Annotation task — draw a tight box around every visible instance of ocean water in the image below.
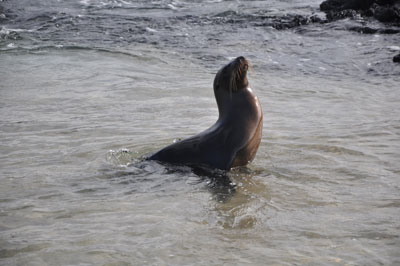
[1,0,400,265]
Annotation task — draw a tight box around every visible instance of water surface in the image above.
[1,0,400,265]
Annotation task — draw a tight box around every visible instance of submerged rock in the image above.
[272,14,321,30]
[348,26,400,34]
[394,53,400,63]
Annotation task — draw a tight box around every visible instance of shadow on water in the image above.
[103,148,268,204]
[102,148,273,229]
[149,162,244,203]
[189,166,236,203]
[209,166,272,229]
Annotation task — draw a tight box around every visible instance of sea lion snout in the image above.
[236,56,248,68]
[235,56,249,74]
[234,56,249,86]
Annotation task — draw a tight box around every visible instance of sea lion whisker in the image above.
[247,62,253,76]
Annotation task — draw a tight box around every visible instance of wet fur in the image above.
[148,57,262,170]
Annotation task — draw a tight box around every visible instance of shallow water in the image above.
[1,0,400,265]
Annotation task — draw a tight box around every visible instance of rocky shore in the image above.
[267,0,400,34]
[320,0,400,24]
[319,0,400,63]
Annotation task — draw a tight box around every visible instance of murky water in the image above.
[1,0,400,265]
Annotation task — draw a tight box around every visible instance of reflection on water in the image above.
[212,167,271,230]
[106,148,271,231]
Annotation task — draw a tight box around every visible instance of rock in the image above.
[320,0,400,24]
[376,0,398,5]
[348,26,400,34]
[394,53,400,63]
[272,14,320,30]
[344,0,375,10]
[320,0,346,11]
[325,9,359,20]
[320,0,374,12]
[348,26,379,34]
[372,5,400,22]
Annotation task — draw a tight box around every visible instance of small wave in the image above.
[25,12,59,22]
[79,0,169,10]
[167,4,178,10]
[0,44,150,59]
[295,143,367,156]
[106,148,138,167]
[0,27,24,41]
[146,27,157,33]
[388,46,400,51]
[0,27,35,33]
[0,244,51,259]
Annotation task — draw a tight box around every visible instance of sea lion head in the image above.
[213,56,249,94]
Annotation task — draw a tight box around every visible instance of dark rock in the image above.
[320,0,346,11]
[348,26,379,34]
[342,0,375,10]
[272,14,316,30]
[320,0,400,25]
[394,53,400,63]
[372,5,400,22]
[325,9,359,20]
[378,28,400,34]
[348,26,400,34]
[376,0,398,5]
[320,0,375,12]
[310,14,324,23]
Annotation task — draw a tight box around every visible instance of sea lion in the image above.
[148,56,263,170]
